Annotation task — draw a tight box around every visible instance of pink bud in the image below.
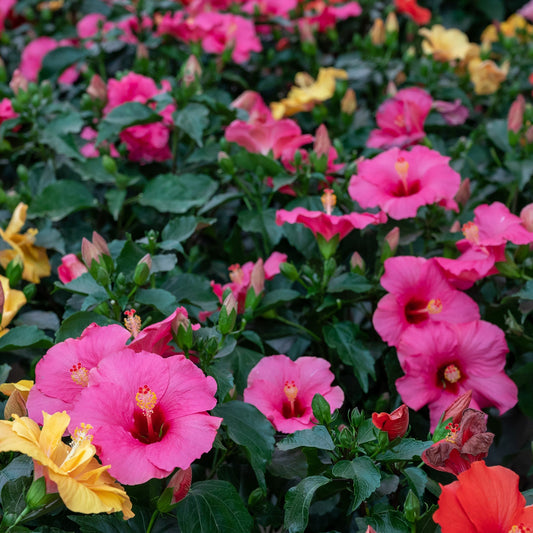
[183,55,202,87]
[91,231,110,257]
[87,74,107,103]
[455,178,470,207]
[365,527,378,533]
[171,309,191,335]
[442,390,472,425]
[507,94,525,133]
[222,291,238,316]
[450,220,462,233]
[521,203,533,232]
[136,43,149,60]
[386,81,397,97]
[350,252,365,272]
[167,467,192,504]
[58,254,88,283]
[314,124,332,157]
[81,238,102,267]
[385,227,399,255]
[298,19,316,44]
[250,258,265,295]
[138,253,152,269]
[527,125,533,144]
[9,69,28,95]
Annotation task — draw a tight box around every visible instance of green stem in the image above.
[272,313,322,342]
[146,509,160,533]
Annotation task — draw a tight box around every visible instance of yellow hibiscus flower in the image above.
[0,411,134,519]
[271,67,348,119]
[481,14,533,46]
[0,274,27,337]
[468,58,509,95]
[419,25,472,62]
[0,203,51,284]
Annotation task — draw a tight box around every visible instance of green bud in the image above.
[16,165,29,182]
[133,262,150,286]
[31,94,41,108]
[176,322,194,350]
[94,264,110,287]
[244,285,260,311]
[218,293,237,335]
[115,272,127,292]
[156,487,175,513]
[247,487,265,508]
[218,155,234,174]
[312,393,331,425]
[350,408,364,428]
[6,257,23,287]
[23,284,36,302]
[338,426,353,449]
[323,257,337,280]
[26,476,50,510]
[404,490,420,523]
[279,261,299,281]
[102,155,117,175]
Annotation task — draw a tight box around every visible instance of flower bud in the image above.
[455,178,470,207]
[58,254,88,284]
[219,292,237,335]
[350,252,365,273]
[372,404,409,440]
[167,467,192,504]
[91,231,110,257]
[442,390,472,425]
[370,18,385,46]
[182,55,202,87]
[384,227,400,255]
[404,490,420,523]
[87,74,107,103]
[385,12,399,34]
[9,69,29,95]
[298,19,316,44]
[134,254,152,286]
[341,88,357,115]
[4,389,28,419]
[314,124,332,157]
[250,259,265,296]
[280,262,299,281]
[521,203,533,232]
[386,81,397,97]
[507,94,525,133]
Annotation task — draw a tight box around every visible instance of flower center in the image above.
[404,298,442,324]
[69,363,90,387]
[282,380,305,419]
[124,309,142,338]
[229,264,244,285]
[444,364,462,384]
[392,157,420,197]
[61,423,93,466]
[509,525,532,533]
[462,221,480,245]
[321,188,337,216]
[445,422,460,443]
[133,385,166,444]
[394,114,405,128]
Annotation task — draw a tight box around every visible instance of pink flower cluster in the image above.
[27,310,220,485]
[373,255,518,429]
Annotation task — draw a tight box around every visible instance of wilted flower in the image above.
[433,461,533,532]
[0,379,33,418]
[0,411,133,518]
[0,203,51,283]
[244,354,344,433]
[432,99,469,126]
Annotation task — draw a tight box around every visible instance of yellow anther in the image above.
[426,298,443,314]
[321,188,337,216]
[136,385,157,414]
[444,364,461,384]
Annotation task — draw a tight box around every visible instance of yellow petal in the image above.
[5,203,28,237]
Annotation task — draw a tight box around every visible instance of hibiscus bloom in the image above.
[0,275,26,337]
[422,408,494,476]
[433,461,533,532]
[0,411,133,519]
[0,202,51,284]
[395,321,517,430]
[349,146,460,219]
[69,350,222,485]
[366,88,432,149]
[26,324,131,425]
[394,0,431,25]
[243,354,344,433]
[372,404,409,440]
[372,256,479,347]
[419,25,471,62]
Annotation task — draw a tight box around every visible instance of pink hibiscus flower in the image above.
[349,146,461,220]
[373,256,480,347]
[26,324,131,424]
[304,1,362,32]
[69,350,222,485]
[19,37,79,84]
[395,321,518,430]
[0,98,18,127]
[243,354,344,433]
[104,72,176,163]
[367,87,432,149]
[276,189,387,242]
[211,252,287,313]
[57,254,88,284]
[128,306,200,357]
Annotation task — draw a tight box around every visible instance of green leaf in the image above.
[1,476,31,514]
[140,173,217,214]
[96,102,162,144]
[39,47,86,82]
[358,510,411,533]
[0,327,52,351]
[160,216,198,250]
[176,480,253,533]
[223,346,264,393]
[164,273,218,309]
[212,401,275,491]
[356,419,378,445]
[332,457,381,511]
[233,150,284,176]
[207,360,234,401]
[55,312,113,343]
[136,289,177,315]
[376,439,433,462]
[0,363,11,383]
[323,322,375,392]
[116,239,145,279]
[327,272,372,294]
[283,476,330,533]
[257,289,300,312]
[486,119,511,152]
[238,208,283,247]
[105,189,127,221]
[55,273,106,296]
[29,181,96,221]
[277,426,335,451]
[403,467,428,499]
[0,456,33,495]
[173,103,209,146]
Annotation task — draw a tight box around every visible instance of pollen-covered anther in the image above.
[394,157,409,180]
[444,364,462,384]
[136,385,157,414]
[69,362,90,387]
[228,264,244,285]
[73,422,94,445]
[394,114,405,128]
[445,422,460,443]
[124,309,142,338]
[509,525,532,533]
[462,221,480,245]
[426,298,443,314]
[321,188,337,216]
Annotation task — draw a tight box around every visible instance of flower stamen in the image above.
[444,364,461,384]
[462,221,480,245]
[136,385,157,440]
[228,264,244,285]
[445,422,460,443]
[321,188,337,216]
[426,298,443,314]
[69,363,90,387]
[394,157,410,194]
[284,380,298,417]
[124,309,142,338]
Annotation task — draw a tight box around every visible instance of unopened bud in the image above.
[87,74,107,103]
[404,490,420,523]
[92,231,110,257]
[9,69,29,95]
[136,43,149,60]
[219,292,237,334]
[167,467,192,504]
[450,220,462,233]
[134,254,152,286]
[508,94,525,133]
[370,18,385,46]
[341,88,357,115]
[298,19,315,44]
[442,390,472,426]
[183,55,202,86]
[314,124,332,157]
[81,238,101,268]
[384,227,400,255]
[455,178,471,207]
[4,389,28,419]
[386,81,397,97]
[350,252,365,273]
[250,259,265,296]
[385,12,399,33]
